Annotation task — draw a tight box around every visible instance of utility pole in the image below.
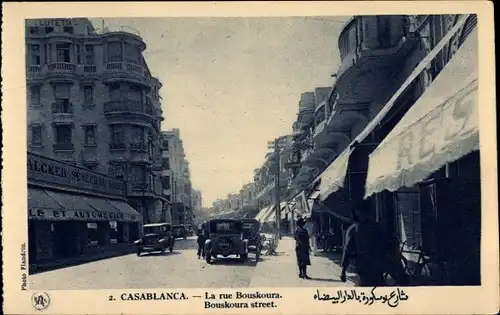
[274,138,282,240]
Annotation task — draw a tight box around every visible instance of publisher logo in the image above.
[32,292,50,311]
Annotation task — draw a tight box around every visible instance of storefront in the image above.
[28,153,142,267]
[364,25,479,285]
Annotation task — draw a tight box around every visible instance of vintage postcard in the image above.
[2,1,499,314]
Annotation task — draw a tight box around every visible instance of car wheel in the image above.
[205,252,211,264]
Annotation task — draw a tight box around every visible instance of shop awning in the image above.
[28,188,64,219]
[365,27,478,198]
[255,205,273,222]
[35,189,137,222]
[262,202,287,222]
[106,200,142,222]
[315,147,354,202]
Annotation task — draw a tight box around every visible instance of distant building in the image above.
[160,129,192,224]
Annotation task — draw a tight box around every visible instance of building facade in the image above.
[280,14,479,286]
[26,18,167,224]
[28,153,142,271]
[160,129,193,224]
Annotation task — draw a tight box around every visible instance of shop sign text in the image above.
[397,80,478,170]
[28,153,124,196]
[29,208,139,222]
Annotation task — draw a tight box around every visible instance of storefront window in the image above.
[110,221,118,244]
[87,222,98,246]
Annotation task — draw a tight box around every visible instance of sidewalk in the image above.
[249,237,355,287]
[29,243,136,274]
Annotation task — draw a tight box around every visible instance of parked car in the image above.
[242,219,262,261]
[135,223,175,256]
[204,219,249,264]
[172,224,187,239]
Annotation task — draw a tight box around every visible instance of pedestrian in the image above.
[340,201,409,286]
[295,217,311,279]
[340,220,358,283]
[196,224,207,259]
[304,217,318,256]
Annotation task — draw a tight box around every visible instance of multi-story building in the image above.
[191,189,203,213]
[239,183,256,207]
[26,18,167,225]
[282,14,479,285]
[160,129,192,224]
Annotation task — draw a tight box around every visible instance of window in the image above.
[108,163,124,178]
[130,166,145,182]
[30,86,41,105]
[162,158,170,170]
[124,43,141,64]
[76,44,81,63]
[54,125,72,144]
[53,99,71,113]
[108,42,122,62]
[56,43,71,63]
[131,126,144,144]
[85,45,95,65]
[83,85,93,104]
[30,44,41,65]
[162,140,169,151]
[28,27,39,35]
[30,125,43,146]
[63,26,74,34]
[45,27,54,34]
[83,125,96,146]
[109,83,122,100]
[111,125,124,144]
[44,44,48,64]
[162,176,171,189]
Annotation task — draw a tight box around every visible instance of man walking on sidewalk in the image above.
[295,217,311,279]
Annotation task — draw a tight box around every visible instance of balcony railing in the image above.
[83,65,97,73]
[48,62,76,73]
[104,100,153,116]
[51,102,73,114]
[27,65,41,74]
[130,142,147,151]
[131,182,149,191]
[53,142,74,151]
[109,142,126,150]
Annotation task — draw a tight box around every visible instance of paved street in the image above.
[30,237,354,290]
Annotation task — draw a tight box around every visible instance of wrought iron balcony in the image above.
[109,142,126,150]
[131,182,149,191]
[48,62,76,74]
[129,142,147,151]
[104,99,153,116]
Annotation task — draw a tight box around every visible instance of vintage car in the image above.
[172,224,187,239]
[204,219,249,264]
[242,219,262,260]
[135,223,175,256]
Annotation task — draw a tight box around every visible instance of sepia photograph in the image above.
[2,1,498,315]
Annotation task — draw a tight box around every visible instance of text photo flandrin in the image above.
[25,14,480,290]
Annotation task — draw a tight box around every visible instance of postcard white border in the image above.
[2,1,498,314]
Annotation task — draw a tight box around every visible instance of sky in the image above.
[91,17,347,207]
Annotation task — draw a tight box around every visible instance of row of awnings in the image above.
[28,187,142,222]
[283,17,479,220]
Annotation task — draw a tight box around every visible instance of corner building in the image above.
[26,18,167,224]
